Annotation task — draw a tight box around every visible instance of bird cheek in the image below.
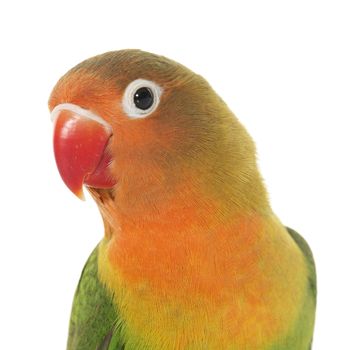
[53,109,116,200]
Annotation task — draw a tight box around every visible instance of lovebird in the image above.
[49,50,316,350]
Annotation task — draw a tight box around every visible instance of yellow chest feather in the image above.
[98,215,308,349]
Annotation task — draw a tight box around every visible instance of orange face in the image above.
[49,52,220,204]
[49,68,166,197]
[49,50,253,215]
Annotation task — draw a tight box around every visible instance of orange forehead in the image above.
[49,71,122,117]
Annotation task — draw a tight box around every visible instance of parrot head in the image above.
[49,50,268,218]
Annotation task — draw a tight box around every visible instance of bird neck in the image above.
[96,176,273,301]
[94,177,309,350]
[94,165,271,239]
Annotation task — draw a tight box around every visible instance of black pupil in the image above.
[133,87,154,110]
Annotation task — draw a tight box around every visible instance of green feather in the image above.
[67,245,124,350]
[267,227,317,350]
[286,227,317,300]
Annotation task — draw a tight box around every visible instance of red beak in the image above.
[52,104,115,200]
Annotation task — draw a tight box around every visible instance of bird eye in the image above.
[122,79,162,119]
[134,87,153,110]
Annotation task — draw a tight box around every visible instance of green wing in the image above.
[67,244,124,350]
[286,227,317,300]
[286,227,317,350]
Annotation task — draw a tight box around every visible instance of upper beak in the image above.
[51,103,115,200]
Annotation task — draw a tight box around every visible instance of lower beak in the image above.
[52,104,115,200]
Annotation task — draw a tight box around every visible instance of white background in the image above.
[0,1,349,349]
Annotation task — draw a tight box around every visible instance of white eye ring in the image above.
[122,79,163,119]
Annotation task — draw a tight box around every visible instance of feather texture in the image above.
[49,50,317,349]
